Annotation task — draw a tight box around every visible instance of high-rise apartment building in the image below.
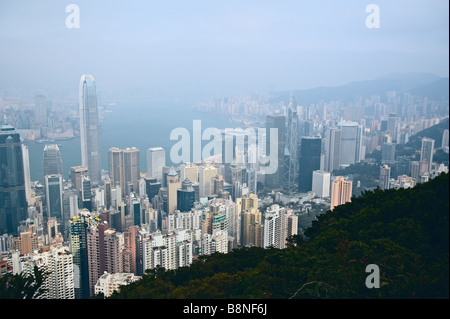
[330,176,353,211]
[33,246,74,299]
[79,74,101,185]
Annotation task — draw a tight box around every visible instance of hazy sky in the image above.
[0,0,448,98]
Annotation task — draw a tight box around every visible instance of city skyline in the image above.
[0,0,448,303]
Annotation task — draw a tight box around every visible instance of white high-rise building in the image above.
[264,204,286,249]
[147,147,166,183]
[33,246,75,299]
[338,122,363,168]
[79,74,101,185]
[312,170,331,198]
[94,272,141,298]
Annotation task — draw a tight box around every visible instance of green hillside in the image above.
[109,173,449,299]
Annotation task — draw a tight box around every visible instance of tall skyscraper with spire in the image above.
[285,92,299,189]
[79,74,101,185]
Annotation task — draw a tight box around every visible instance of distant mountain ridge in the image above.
[272,73,449,105]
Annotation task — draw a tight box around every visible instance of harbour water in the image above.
[24,98,233,183]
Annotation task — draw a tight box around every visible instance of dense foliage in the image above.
[110,173,449,299]
[0,266,48,299]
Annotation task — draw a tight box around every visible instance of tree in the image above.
[0,266,49,299]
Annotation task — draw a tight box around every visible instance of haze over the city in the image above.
[0,0,448,98]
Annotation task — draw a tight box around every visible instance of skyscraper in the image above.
[379,165,391,190]
[312,170,331,198]
[43,144,63,176]
[44,174,64,219]
[35,94,47,127]
[330,176,353,211]
[338,122,363,167]
[108,147,140,197]
[167,168,181,213]
[324,127,341,173]
[177,179,196,212]
[420,138,435,172]
[298,137,322,193]
[70,211,98,299]
[265,114,286,188]
[79,74,101,185]
[286,93,299,189]
[0,122,28,236]
[147,147,165,183]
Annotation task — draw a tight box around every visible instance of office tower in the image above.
[79,74,101,185]
[381,143,396,164]
[180,163,199,183]
[198,165,217,198]
[109,147,140,197]
[81,176,92,211]
[44,174,63,219]
[123,147,140,195]
[177,179,196,212]
[167,168,181,213]
[145,177,161,201]
[108,147,124,190]
[330,176,353,211]
[130,195,142,227]
[338,122,363,167]
[298,137,322,193]
[286,94,299,189]
[0,122,28,236]
[265,114,286,188]
[21,144,32,204]
[35,94,48,127]
[442,129,449,149]
[33,246,75,299]
[43,144,63,176]
[312,170,331,198]
[147,147,165,183]
[379,165,391,190]
[70,211,100,299]
[62,189,78,239]
[70,166,88,192]
[324,127,341,173]
[420,138,435,172]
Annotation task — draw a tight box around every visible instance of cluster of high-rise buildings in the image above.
[0,74,448,298]
[0,75,304,299]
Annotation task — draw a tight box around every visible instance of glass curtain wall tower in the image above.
[79,74,101,185]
